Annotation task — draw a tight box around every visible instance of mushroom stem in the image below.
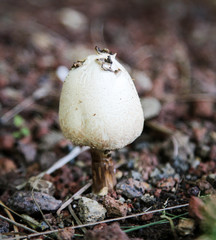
[90,149,116,194]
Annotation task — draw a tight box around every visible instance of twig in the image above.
[42,146,90,176]
[0,83,51,124]
[145,120,174,136]
[162,93,216,104]
[16,146,90,190]
[68,205,86,234]
[0,201,19,240]
[31,191,60,240]
[4,203,189,240]
[31,191,52,230]
[171,135,179,158]
[0,214,37,234]
[175,46,191,95]
[57,181,92,215]
[178,93,216,101]
[0,201,41,229]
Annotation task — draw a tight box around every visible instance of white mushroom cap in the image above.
[59,50,144,150]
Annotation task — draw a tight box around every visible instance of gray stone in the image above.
[128,170,142,180]
[132,70,153,92]
[118,197,126,204]
[150,163,175,180]
[59,8,88,32]
[116,178,151,199]
[39,151,57,170]
[141,97,161,119]
[141,194,156,203]
[8,191,62,215]
[197,145,211,158]
[150,167,161,179]
[17,142,37,164]
[161,163,175,176]
[77,197,106,224]
[39,131,64,150]
[27,177,55,196]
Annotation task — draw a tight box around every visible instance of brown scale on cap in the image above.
[95,46,113,55]
[71,60,85,69]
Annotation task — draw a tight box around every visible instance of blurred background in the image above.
[1,0,216,108]
[1,0,216,127]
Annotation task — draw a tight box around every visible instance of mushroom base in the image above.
[91,149,116,195]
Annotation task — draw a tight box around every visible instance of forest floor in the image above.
[0,0,216,239]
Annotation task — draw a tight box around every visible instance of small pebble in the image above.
[58,227,75,240]
[209,145,216,160]
[141,97,161,119]
[116,178,151,199]
[177,218,195,236]
[27,177,55,195]
[141,194,156,203]
[0,134,14,150]
[197,145,211,159]
[118,197,126,204]
[141,212,153,221]
[196,179,216,195]
[193,99,214,118]
[39,151,57,170]
[206,173,216,188]
[39,131,64,150]
[157,177,176,191]
[187,186,200,196]
[31,32,55,50]
[56,66,69,82]
[8,191,62,214]
[85,223,130,240]
[17,142,37,164]
[59,8,88,32]
[132,70,153,93]
[128,170,142,181]
[0,219,9,233]
[0,157,16,175]
[103,195,127,217]
[193,127,207,143]
[76,197,106,224]
[210,132,216,143]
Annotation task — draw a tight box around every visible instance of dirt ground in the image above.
[0,0,216,239]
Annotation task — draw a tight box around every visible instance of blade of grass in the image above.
[124,219,168,233]
[123,212,188,233]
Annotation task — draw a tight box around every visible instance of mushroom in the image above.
[59,47,144,195]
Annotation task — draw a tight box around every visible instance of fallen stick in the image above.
[3,203,189,240]
[16,146,90,190]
